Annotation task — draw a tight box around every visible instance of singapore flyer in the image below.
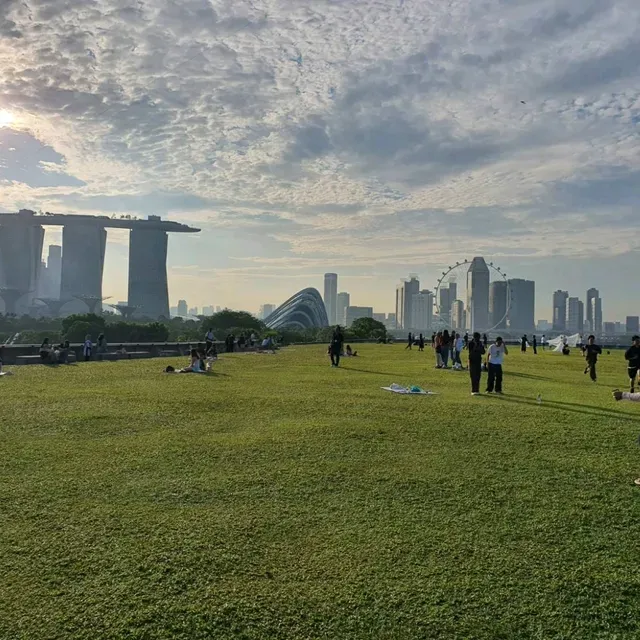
[433,257,511,334]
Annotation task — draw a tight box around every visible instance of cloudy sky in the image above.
[0,0,639,319]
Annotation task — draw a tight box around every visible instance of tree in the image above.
[200,310,265,334]
[350,317,387,340]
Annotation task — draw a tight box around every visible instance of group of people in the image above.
[38,333,108,364]
[221,331,259,353]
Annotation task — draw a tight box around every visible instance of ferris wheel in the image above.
[434,259,511,333]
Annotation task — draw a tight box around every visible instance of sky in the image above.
[0,0,639,320]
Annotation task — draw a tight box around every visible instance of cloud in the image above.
[0,0,640,313]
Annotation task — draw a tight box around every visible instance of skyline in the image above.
[25,237,640,324]
[1,1,640,317]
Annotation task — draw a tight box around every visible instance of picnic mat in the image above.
[381,383,437,395]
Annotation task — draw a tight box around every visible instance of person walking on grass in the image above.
[330,326,344,368]
[582,335,602,383]
[532,335,538,355]
[454,332,464,367]
[418,333,425,352]
[486,336,508,394]
[625,335,640,393]
[468,332,485,395]
[405,332,413,350]
[521,335,528,353]
[205,328,215,355]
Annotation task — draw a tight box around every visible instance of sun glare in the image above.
[0,110,14,128]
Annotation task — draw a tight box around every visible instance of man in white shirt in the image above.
[486,336,508,394]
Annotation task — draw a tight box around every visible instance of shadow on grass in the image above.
[507,371,553,381]
[491,394,640,423]
[342,366,405,376]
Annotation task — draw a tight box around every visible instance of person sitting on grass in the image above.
[345,345,358,357]
[166,349,204,373]
[39,338,52,363]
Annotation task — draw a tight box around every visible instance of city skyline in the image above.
[0,1,639,321]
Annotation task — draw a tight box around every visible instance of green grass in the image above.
[2,345,640,639]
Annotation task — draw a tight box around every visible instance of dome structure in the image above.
[265,288,329,330]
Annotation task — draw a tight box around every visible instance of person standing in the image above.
[582,335,602,382]
[532,335,538,355]
[83,335,93,362]
[454,332,464,366]
[434,332,443,368]
[418,334,425,352]
[441,330,451,368]
[405,333,413,350]
[541,334,546,351]
[468,332,485,395]
[482,333,488,349]
[330,326,344,367]
[625,335,640,393]
[463,332,469,350]
[521,335,528,353]
[486,336,508,394]
[205,328,215,355]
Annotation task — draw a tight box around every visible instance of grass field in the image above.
[2,345,640,639]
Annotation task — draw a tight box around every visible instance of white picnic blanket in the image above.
[381,383,437,395]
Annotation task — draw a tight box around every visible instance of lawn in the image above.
[1,345,640,640]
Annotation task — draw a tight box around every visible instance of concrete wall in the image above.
[128,229,170,319]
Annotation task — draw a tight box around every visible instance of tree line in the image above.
[0,310,387,345]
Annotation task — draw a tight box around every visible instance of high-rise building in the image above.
[552,290,569,332]
[170,306,178,316]
[566,297,584,334]
[345,306,373,327]
[466,257,490,331]
[395,276,420,330]
[177,299,188,316]
[451,300,465,331]
[411,289,433,332]
[386,313,396,330]
[372,312,386,323]
[508,279,535,333]
[188,307,198,316]
[336,292,350,326]
[323,273,338,325]
[586,288,602,335]
[260,303,275,320]
[626,316,639,334]
[489,281,508,330]
[202,305,214,316]
[537,320,551,332]
[438,287,451,325]
[603,322,616,335]
[46,244,62,299]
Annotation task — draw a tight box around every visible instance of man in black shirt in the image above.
[468,332,486,395]
[625,335,640,393]
[582,335,602,382]
[330,326,344,367]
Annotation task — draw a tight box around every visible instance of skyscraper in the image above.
[508,278,535,333]
[489,280,508,330]
[586,288,602,335]
[47,244,62,299]
[395,284,404,329]
[439,286,450,325]
[466,257,490,331]
[260,303,275,320]
[177,299,188,316]
[336,292,350,326]
[566,297,584,334]
[323,273,338,325]
[411,289,433,332]
[451,300,465,331]
[345,306,373,327]
[552,290,569,332]
[626,316,639,334]
[395,276,420,330]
